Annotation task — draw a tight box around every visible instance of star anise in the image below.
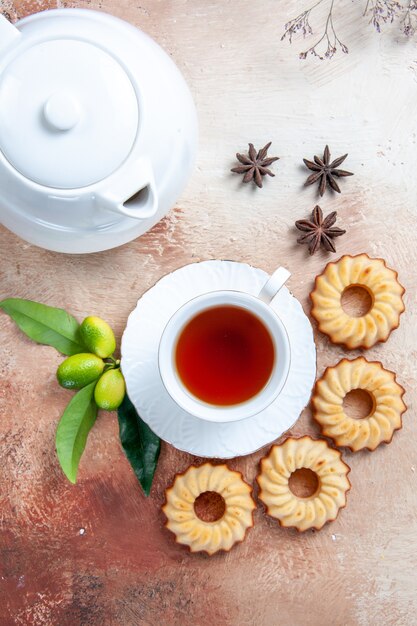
[295,205,346,255]
[231,142,279,188]
[303,145,353,196]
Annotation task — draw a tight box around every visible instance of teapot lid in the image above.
[0,38,138,189]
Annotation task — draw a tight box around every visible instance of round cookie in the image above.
[163,462,255,555]
[313,357,406,452]
[257,436,350,532]
[310,253,405,349]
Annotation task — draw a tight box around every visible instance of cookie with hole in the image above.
[310,253,405,349]
[162,462,256,555]
[256,436,351,532]
[312,357,406,452]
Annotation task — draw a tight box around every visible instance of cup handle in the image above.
[258,267,291,304]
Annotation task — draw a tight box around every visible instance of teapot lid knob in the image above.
[44,91,81,131]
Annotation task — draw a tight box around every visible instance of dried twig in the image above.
[282,0,416,61]
[363,0,402,32]
[401,0,417,35]
[282,0,348,60]
[281,0,324,43]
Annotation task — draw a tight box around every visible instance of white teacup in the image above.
[158,267,291,423]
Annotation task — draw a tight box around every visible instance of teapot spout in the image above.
[96,157,158,220]
[0,15,21,54]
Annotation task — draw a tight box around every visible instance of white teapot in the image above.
[0,9,198,253]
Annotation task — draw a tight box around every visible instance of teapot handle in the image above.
[96,157,158,220]
[0,15,21,54]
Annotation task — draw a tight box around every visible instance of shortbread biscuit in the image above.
[310,254,405,349]
[257,436,350,531]
[163,463,255,555]
[313,357,406,451]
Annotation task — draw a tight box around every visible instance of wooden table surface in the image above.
[1,1,416,625]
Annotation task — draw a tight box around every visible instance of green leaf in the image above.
[117,394,161,496]
[56,382,98,484]
[0,298,85,356]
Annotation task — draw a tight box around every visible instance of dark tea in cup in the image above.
[159,281,291,423]
[175,305,275,406]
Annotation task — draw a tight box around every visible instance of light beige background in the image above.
[0,1,416,625]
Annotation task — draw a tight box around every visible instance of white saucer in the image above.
[121,261,316,458]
